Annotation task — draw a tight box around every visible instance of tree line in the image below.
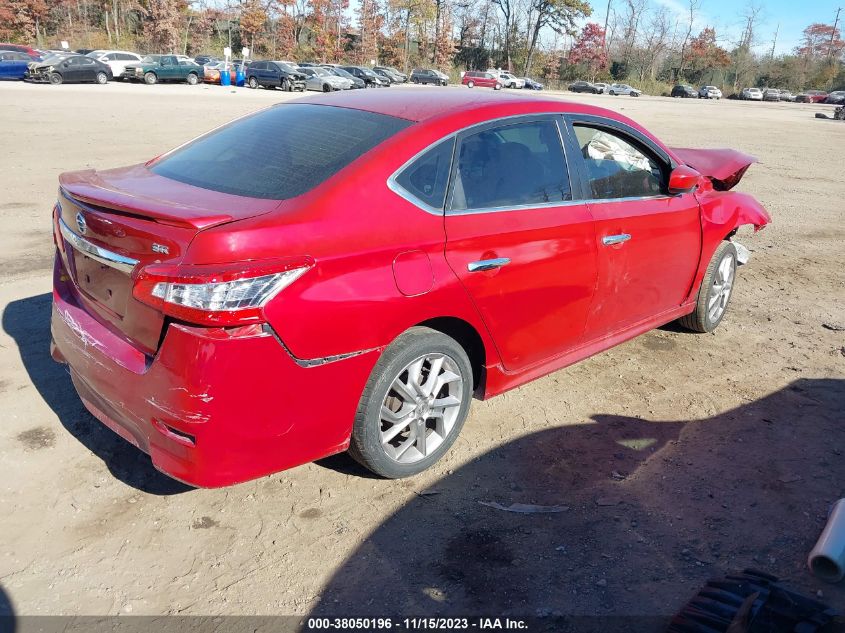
[1,0,843,91]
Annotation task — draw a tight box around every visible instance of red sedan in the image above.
[50,90,770,486]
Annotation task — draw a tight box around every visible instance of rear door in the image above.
[563,115,701,337]
[443,115,598,371]
[78,56,98,81]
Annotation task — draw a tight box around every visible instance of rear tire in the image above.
[494,83,502,90]
[186,72,199,85]
[144,72,157,85]
[349,327,473,479]
[49,72,62,85]
[679,241,738,333]
[96,71,108,84]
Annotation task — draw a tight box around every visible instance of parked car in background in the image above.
[49,90,770,485]
[778,90,796,102]
[672,84,698,98]
[26,53,112,84]
[246,60,306,91]
[374,66,407,82]
[795,90,828,103]
[462,70,502,89]
[86,50,142,79]
[75,49,94,55]
[698,85,722,99]
[521,77,543,90]
[410,68,448,85]
[487,70,524,88]
[299,65,352,91]
[592,82,609,94]
[825,91,845,104]
[609,83,642,96]
[762,88,780,102]
[568,80,600,93]
[202,61,237,85]
[740,87,763,100]
[194,55,220,67]
[321,65,364,89]
[0,50,35,79]
[0,43,40,59]
[372,67,397,84]
[122,55,201,84]
[341,65,388,87]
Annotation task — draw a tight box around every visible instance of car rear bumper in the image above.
[50,255,378,487]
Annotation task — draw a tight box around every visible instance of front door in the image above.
[444,116,599,371]
[564,118,702,337]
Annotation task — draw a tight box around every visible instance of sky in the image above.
[625,0,842,55]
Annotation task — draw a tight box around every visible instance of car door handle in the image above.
[602,234,632,246]
[467,258,511,272]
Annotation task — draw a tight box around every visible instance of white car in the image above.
[85,50,142,78]
[487,70,525,89]
[608,83,642,97]
[298,66,352,91]
[741,87,763,101]
[593,82,609,94]
[699,85,722,99]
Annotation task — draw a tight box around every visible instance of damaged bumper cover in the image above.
[50,256,378,487]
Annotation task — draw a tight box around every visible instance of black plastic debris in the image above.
[667,569,841,633]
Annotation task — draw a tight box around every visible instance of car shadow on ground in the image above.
[309,378,845,629]
[2,293,191,495]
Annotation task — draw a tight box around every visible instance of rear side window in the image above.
[573,125,666,199]
[151,104,412,200]
[394,139,454,210]
[450,119,571,211]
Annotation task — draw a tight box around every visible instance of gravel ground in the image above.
[0,81,843,625]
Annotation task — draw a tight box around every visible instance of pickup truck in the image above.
[121,55,201,85]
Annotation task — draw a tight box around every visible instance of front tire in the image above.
[467,80,475,88]
[248,76,258,89]
[322,83,331,92]
[349,327,473,478]
[679,241,738,333]
[144,72,157,85]
[49,72,63,85]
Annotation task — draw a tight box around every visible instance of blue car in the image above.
[0,50,35,80]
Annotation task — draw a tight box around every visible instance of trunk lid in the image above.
[56,164,280,355]
[670,147,757,191]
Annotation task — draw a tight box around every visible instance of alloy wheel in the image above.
[708,253,735,323]
[379,353,464,464]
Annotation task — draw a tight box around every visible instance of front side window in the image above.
[450,119,571,211]
[394,139,454,210]
[151,104,411,200]
[573,124,666,200]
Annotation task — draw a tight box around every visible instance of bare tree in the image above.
[677,0,700,78]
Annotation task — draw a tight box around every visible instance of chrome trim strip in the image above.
[58,217,139,274]
[602,233,632,246]
[468,257,511,272]
[261,324,378,368]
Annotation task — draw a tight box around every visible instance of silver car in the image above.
[298,66,352,91]
[608,83,642,97]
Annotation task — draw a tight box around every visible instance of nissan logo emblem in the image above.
[76,212,87,235]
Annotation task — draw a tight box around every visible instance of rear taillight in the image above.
[132,258,312,326]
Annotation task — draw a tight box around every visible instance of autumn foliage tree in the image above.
[682,27,730,80]
[569,22,607,81]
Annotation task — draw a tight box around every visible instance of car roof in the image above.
[296,88,645,126]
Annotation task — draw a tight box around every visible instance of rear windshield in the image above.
[150,104,412,199]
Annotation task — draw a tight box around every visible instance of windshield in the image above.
[277,62,297,73]
[150,104,412,200]
[330,67,354,80]
[311,67,329,77]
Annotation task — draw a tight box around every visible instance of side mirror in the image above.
[668,165,701,195]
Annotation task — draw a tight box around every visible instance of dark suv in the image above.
[341,66,387,87]
[246,61,306,91]
[410,68,448,86]
[671,84,698,98]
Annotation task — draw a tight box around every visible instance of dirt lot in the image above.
[0,81,843,626]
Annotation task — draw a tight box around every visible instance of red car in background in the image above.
[0,42,40,59]
[202,61,238,84]
[50,90,770,487]
[462,70,502,89]
[795,90,828,103]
